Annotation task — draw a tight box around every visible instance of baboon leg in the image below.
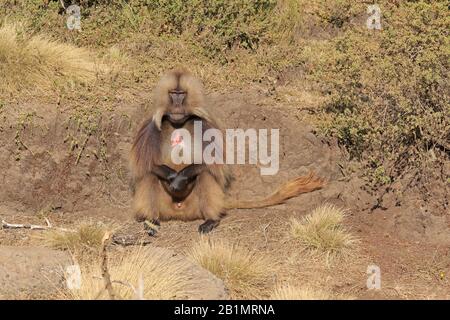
[196,173,225,233]
[132,175,161,235]
[198,219,221,234]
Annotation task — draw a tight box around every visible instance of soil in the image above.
[0,246,71,299]
[0,89,449,299]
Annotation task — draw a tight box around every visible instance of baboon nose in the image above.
[170,92,186,106]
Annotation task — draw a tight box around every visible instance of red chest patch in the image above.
[171,132,183,147]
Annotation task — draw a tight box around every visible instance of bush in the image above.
[145,0,276,55]
[304,1,449,183]
[2,0,447,184]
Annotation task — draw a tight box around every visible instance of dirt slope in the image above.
[0,90,449,299]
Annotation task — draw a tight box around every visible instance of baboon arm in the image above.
[178,164,204,179]
[152,164,204,182]
[225,171,326,209]
[151,165,176,182]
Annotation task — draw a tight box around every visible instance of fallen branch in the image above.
[111,234,152,246]
[1,218,74,232]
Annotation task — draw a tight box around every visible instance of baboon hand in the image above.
[144,219,160,237]
[198,220,220,234]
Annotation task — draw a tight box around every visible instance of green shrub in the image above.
[304,1,449,183]
[145,0,276,55]
[1,0,447,185]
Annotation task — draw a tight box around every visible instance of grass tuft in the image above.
[38,221,113,256]
[187,237,271,299]
[65,247,203,300]
[289,204,358,258]
[0,23,101,95]
[269,284,333,300]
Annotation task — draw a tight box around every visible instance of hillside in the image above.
[0,0,448,300]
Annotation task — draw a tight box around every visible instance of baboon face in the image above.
[167,88,188,123]
[153,69,205,126]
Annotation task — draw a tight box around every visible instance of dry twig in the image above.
[100,232,117,300]
[75,135,90,165]
[1,218,74,232]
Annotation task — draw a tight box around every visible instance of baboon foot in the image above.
[144,219,160,237]
[198,220,220,234]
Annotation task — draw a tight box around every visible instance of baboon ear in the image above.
[152,108,165,130]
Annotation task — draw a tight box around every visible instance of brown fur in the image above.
[151,68,211,130]
[225,171,326,209]
[132,174,161,222]
[130,118,161,180]
[156,172,225,222]
[130,68,229,225]
[130,68,325,232]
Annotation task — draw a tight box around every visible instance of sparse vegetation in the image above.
[64,246,204,300]
[269,284,333,300]
[14,111,40,160]
[146,0,276,56]
[305,1,449,185]
[187,237,271,299]
[289,204,358,259]
[2,0,446,184]
[0,0,448,301]
[0,23,101,96]
[38,221,113,256]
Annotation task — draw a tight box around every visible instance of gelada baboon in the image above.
[130,68,325,235]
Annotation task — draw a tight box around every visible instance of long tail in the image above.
[225,171,326,210]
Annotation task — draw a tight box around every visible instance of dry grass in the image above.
[289,204,359,260]
[0,23,101,95]
[37,221,114,256]
[64,246,204,300]
[269,284,333,300]
[187,237,271,299]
